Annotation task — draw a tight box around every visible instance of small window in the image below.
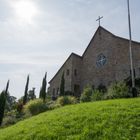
[57,88,59,95]
[66,69,70,76]
[74,69,77,76]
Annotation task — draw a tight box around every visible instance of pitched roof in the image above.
[82,26,115,57]
[49,53,82,83]
[82,26,140,58]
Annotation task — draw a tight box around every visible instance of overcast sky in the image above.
[0,0,140,98]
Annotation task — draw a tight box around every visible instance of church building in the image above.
[49,26,140,97]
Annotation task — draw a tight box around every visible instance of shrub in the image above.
[107,82,130,99]
[65,91,74,96]
[16,102,23,114]
[80,86,93,102]
[56,96,77,106]
[48,101,61,110]
[2,116,16,127]
[91,90,103,101]
[47,101,61,110]
[24,99,48,116]
[97,84,107,93]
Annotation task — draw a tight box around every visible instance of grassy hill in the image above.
[0,98,140,140]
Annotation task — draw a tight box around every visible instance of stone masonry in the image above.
[49,26,140,98]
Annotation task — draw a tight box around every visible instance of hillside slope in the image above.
[0,98,140,140]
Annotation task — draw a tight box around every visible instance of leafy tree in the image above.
[39,73,47,102]
[23,75,29,105]
[0,80,9,126]
[60,72,65,96]
[28,88,36,100]
[5,94,17,112]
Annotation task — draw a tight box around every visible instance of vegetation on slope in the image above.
[0,98,140,140]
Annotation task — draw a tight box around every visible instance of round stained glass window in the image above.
[96,54,107,67]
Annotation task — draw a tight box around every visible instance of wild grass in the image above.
[0,98,140,140]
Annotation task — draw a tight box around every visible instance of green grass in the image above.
[0,98,140,140]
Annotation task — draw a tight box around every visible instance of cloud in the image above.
[0,0,139,98]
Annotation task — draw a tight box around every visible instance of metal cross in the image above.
[96,16,103,26]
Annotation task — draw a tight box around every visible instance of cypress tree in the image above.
[60,72,65,96]
[0,80,9,126]
[39,72,47,102]
[23,75,29,105]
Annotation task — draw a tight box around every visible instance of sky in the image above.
[0,0,140,99]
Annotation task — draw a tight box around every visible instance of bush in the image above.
[24,99,48,116]
[47,101,61,110]
[65,91,74,96]
[97,84,107,93]
[80,86,93,102]
[2,116,16,127]
[56,96,77,106]
[91,90,103,101]
[107,82,130,99]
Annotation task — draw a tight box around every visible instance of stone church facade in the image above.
[49,26,140,97]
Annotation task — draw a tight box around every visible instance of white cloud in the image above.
[0,0,139,98]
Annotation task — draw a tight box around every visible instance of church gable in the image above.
[81,26,125,87]
[82,26,115,58]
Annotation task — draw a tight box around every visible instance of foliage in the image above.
[56,96,77,106]
[91,90,103,101]
[24,99,48,116]
[23,75,29,105]
[0,98,140,140]
[60,72,65,96]
[16,102,23,114]
[124,77,140,97]
[47,101,61,110]
[28,88,36,100]
[4,92,17,112]
[97,84,107,93]
[65,91,74,96]
[0,91,6,126]
[2,116,16,127]
[107,82,130,99]
[80,86,93,102]
[0,81,9,126]
[39,73,47,102]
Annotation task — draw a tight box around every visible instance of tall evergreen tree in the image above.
[39,73,47,102]
[0,80,9,126]
[23,75,29,105]
[5,80,9,96]
[60,72,65,96]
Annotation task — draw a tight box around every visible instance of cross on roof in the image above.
[96,16,103,26]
